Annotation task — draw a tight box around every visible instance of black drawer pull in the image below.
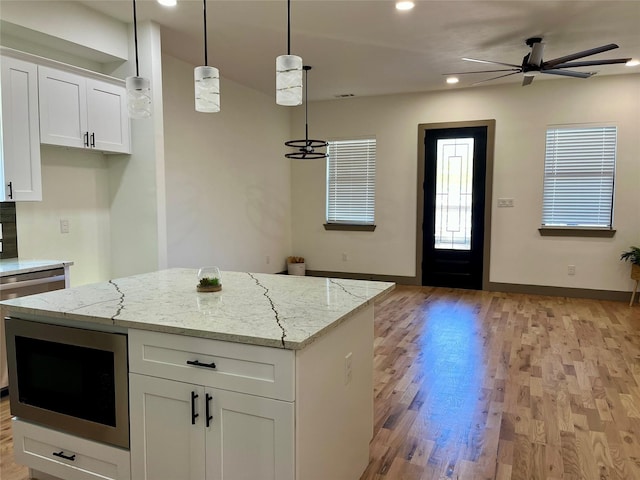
[90,132,95,147]
[53,451,76,461]
[187,360,217,369]
[84,132,89,147]
[7,181,13,199]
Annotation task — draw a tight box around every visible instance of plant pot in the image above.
[631,264,640,281]
[288,262,306,276]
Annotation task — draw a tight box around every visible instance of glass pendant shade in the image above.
[126,76,151,119]
[276,55,303,106]
[194,66,220,113]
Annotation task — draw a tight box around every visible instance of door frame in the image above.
[415,120,496,290]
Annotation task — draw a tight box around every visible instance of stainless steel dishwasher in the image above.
[1,267,67,392]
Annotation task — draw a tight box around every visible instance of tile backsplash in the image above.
[0,202,18,259]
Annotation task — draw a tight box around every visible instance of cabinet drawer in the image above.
[12,419,131,480]
[128,329,295,401]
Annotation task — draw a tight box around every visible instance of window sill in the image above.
[538,227,616,238]
[324,224,376,232]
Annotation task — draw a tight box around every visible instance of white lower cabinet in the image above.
[129,373,294,480]
[12,419,131,480]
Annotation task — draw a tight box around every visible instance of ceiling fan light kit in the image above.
[126,0,152,119]
[194,0,220,113]
[276,0,303,106]
[449,37,631,87]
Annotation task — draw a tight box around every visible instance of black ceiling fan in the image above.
[447,37,631,86]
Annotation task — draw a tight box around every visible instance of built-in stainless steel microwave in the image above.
[5,317,129,449]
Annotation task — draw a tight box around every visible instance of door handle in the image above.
[84,131,89,147]
[205,393,213,427]
[7,181,13,199]
[191,391,199,425]
[90,132,95,147]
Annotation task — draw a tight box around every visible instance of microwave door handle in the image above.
[0,275,66,291]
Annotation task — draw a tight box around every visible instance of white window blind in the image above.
[542,126,616,228]
[326,138,376,225]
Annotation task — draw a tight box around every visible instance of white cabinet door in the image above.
[205,388,295,480]
[0,56,42,201]
[38,66,130,154]
[38,66,87,149]
[129,373,206,480]
[87,79,130,153]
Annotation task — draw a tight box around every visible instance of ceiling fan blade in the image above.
[443,69,521,75]
[548,58,631,69]
[462,57,522,69]
[543,43,619,69]
[542,69,595,79]
[529,42,545,66]
[522,75,534,86]
[471,71,520,86]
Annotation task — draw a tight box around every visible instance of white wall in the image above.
[290,74,640,292]
[16,146,111,287]
[162,54,292,273]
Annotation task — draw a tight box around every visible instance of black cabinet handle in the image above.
[187,360,217,369]
[7,181,13,199]
[205,393,213,427]
[84,132,89,147]
[191,391,199,425]
[53,451,76,461]
[90,132,95,147]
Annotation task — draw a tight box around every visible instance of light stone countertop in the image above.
[0,259,73,277]
[0,268,395,350]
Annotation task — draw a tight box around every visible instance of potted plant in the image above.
[197,267,222,292]
[287,256,306,276]
[620,246,640,280]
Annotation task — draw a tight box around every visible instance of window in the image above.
[325,138,376,230]
[542,125,616,230]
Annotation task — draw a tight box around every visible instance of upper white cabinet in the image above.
[39,66,130,154]
[0,55,42,201]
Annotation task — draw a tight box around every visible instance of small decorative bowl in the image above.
[197,267,222,292]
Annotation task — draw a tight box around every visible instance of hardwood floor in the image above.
[1,285,639,480]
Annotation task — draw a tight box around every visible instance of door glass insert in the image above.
[434,138,474,250]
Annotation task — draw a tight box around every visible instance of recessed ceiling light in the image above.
[157,0,177,6]
[626,59,640,67]
[446,77,459,84]
[395,1,415,11]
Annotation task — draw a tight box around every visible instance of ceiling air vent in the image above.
[334,93,355,98]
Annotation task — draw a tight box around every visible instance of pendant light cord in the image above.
[132,0,140,77]
[203,0,208,66]
[287,0,291,55]
[304,67,309,141]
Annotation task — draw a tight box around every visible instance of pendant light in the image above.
[285,66,327,160]
[126,0,152,119]
[194,0,220,113]
[276,0,302,106]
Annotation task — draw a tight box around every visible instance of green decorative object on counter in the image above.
[197,267,222,292]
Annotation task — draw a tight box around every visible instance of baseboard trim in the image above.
[304,271,635,303]
[488,282,635,303]
[305,270,414,285]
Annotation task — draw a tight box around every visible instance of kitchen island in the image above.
[2,268,394,480]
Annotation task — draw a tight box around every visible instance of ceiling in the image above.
[78,0,640,100]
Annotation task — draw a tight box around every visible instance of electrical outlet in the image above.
[498,198,514,207]
[60,219,70,234]
[344,352,353,385]
[342,253,348,262]
[568,265,576,276]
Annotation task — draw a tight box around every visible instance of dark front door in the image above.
[422,127,487,289]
